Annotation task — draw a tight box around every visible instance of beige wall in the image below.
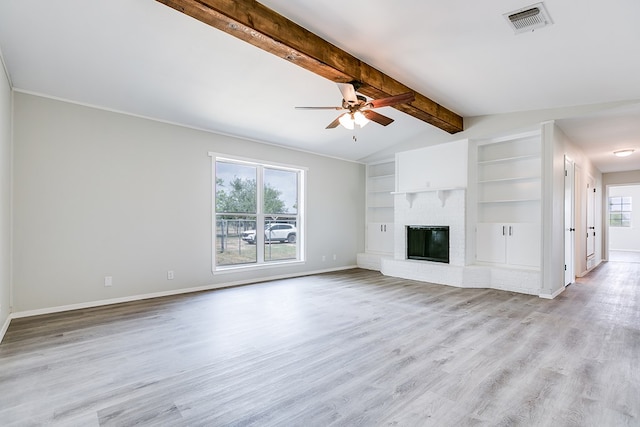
[12,93,365,313]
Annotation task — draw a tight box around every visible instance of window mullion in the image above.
[256,165,265,263]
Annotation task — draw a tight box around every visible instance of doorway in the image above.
[607,184,640,262]
[586,175,596,268]
[564,156,575,286]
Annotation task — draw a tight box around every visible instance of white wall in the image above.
[0,54,12,335]
[603,171,640,258]
[608,184,640,251]
[557,126,603,275]
[362,100,640,164]
[12,93,365,313]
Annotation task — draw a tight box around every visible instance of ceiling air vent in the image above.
[504,2,553,34]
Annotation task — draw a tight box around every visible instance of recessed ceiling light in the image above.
[614,149,635,157]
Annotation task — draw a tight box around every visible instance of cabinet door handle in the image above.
[502,226,506,236]
[381,224,383,232]
[509,226,513,236]
[383,224,386,232]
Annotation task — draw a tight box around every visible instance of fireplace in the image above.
[406,225,450,263]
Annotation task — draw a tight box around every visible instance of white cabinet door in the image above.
[507,223,540,268]
[476,223,540,267]
[367,222,394,254]
[476,223,507,264]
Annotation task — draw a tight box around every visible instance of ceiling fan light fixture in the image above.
[614,149,635,157]
[353,111,369,128]
[339,113,355,130]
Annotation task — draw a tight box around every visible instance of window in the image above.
[609,196,632,227]
[211,154,304,270]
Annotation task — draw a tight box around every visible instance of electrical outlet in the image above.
[322,256,326,262]
[167,270,174,280]
[333,254,337,261]
[104,276,112,287]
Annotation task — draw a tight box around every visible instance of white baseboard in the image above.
[576,258,603,278]
[10,265,358,319]
[539,286,565,299]
[0,313,11,343]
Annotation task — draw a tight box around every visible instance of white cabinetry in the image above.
[367,222,393,254]
[476,223,540,267]
[475,133,541,269]
[366,161,394,255]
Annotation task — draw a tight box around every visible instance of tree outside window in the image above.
[213,157,303,268]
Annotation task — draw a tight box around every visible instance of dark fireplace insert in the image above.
[406,225,450,263]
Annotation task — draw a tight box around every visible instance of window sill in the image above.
[214,259,306,275]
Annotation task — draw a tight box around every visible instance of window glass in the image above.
[215,216,257,266]
[609,196,632,227]
[264,219,297,262]
[215,161,257,214]
[213,156,303,269]
[264,168,298,215]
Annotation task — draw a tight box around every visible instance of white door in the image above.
[586,175,596,258]
[564,157,575,285]
[476,223,506,264]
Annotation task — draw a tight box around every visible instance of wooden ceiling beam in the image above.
[156,0,463,133]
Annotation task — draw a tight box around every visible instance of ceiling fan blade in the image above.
[369,92,415,109]
[362,110,394,126]
[295,106,344,110]
[337,83,359,104]
[326,115,343,129]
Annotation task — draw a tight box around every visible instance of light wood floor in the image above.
[1,263,639,426]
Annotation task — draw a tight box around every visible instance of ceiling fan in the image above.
[296,82,415,130]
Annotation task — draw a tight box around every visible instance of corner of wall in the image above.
[0,45,12,343]
[0,312,11,343]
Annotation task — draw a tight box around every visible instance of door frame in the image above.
[564,156,575,286]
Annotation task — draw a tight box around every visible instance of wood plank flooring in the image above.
[1,264,639,426]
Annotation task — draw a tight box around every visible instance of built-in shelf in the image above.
[475,133,543,268]
[391,186,465,195]
[365,160,395,255]
[477,154,540,165]
[368,174,395,180]
[478,198,540,204]
[393,187,465,207]
[477,176,539,184]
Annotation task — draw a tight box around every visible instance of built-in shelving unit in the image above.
[366,161,395,223]
[475,132,542,269]
[363,160,395,256]
[476,135,541,224]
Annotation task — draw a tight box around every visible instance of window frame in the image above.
[608,196,632,228]
[209,153,306,272]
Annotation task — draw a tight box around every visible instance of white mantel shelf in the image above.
[392,187,466,207]
[391,186,465,195]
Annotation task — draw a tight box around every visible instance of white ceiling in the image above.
[1,0,639,171]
